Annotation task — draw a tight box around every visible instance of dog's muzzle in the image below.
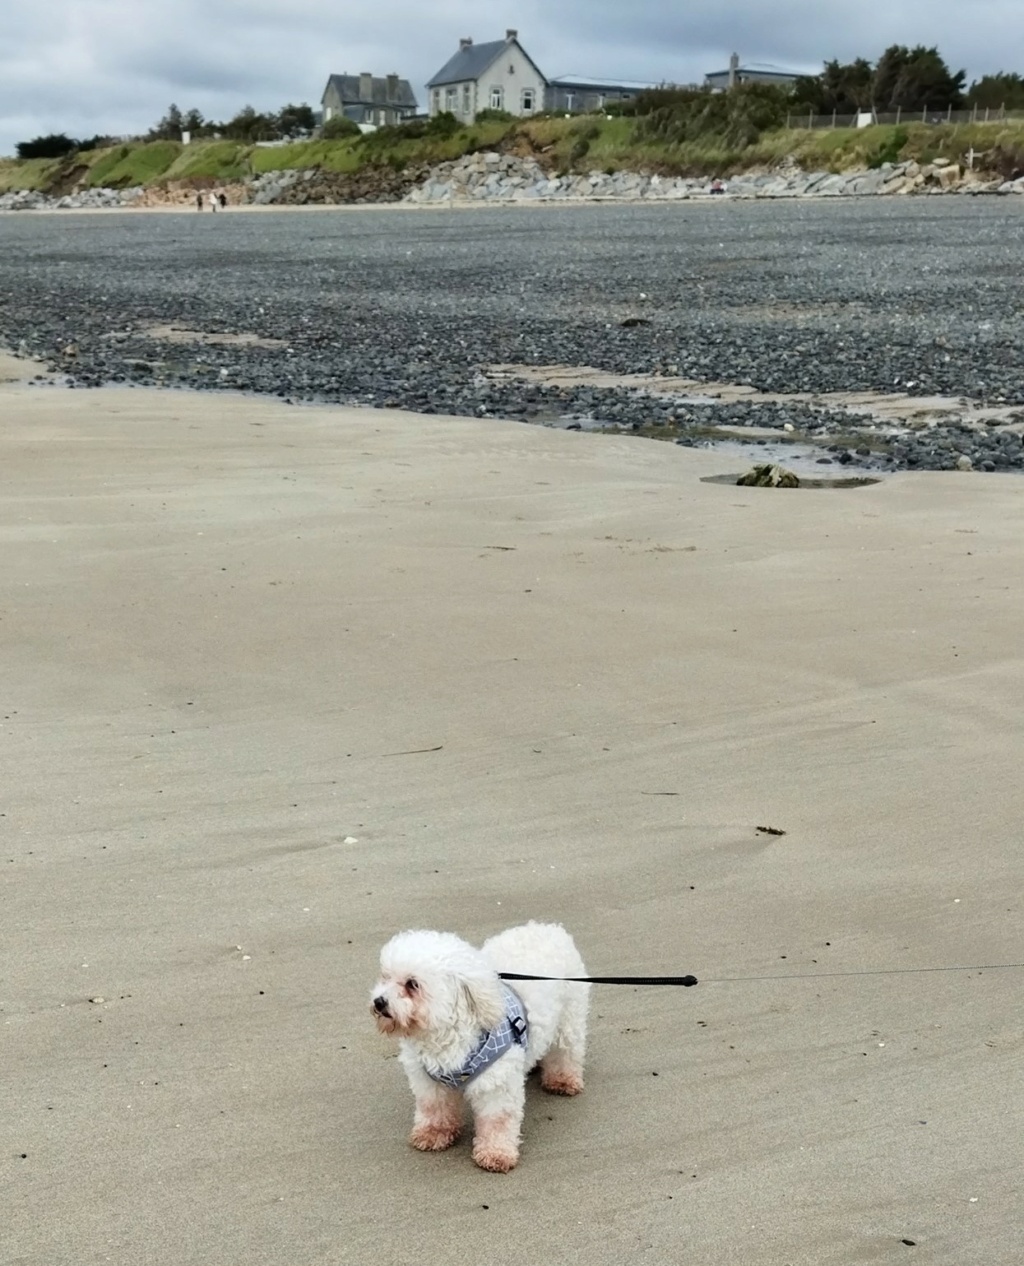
[373,995,391,1018]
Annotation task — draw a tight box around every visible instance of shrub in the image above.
[16,133,78,159]
[358,111,464,156]
[322,115,361,139]
[474,108,514,123]
[867,126,908,167]
[634,84,790,150]
[571,119,602,141]
[426,111,460,137]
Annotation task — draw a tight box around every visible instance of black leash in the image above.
[500,962,1024,989]
[500,972,698,986]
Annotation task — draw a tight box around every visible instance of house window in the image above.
[462,84,471,113]
[490,86,504,110]
[432,89,440,112]
[324,106,334,121]
[521,88,536,113]
[445,87,457,111]
[564,92,575,111]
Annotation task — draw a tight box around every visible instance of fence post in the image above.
[985,107,990,123]
[808,109,813,129]
[896,105,901,126]
[786,112,790,129]
[971,104,977,123]
[832,109,836,129]
[946,104,952,122]
[922,104,927,123]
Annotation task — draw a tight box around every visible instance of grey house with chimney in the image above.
[426,31,547,123]
[321,73,418,127]
[704,53,802,91]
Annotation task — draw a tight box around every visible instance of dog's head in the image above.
[370,930,505,1041]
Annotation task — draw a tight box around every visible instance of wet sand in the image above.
[2,381,1022,1265]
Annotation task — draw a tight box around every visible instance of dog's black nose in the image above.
[373,995,390,1016]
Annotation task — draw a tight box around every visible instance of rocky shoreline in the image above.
[1,200,1023,477]
[4,152,1024,212]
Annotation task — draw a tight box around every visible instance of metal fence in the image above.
[786,106,1024,130]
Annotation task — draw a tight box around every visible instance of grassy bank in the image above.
[3,117,1024,195]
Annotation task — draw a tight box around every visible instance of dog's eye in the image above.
[405,978,418,993]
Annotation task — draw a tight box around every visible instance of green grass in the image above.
[163,141,250,181]
[6,116,1024,194]
[0,156,61,191]
[81,141,183,187]
[247,140,362,173]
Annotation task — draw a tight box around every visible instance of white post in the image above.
[895,105,901,125]
[946,104,952,122]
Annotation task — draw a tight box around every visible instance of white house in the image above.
[426,30,547,123]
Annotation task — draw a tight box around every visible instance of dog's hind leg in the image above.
[540,986,588,1096]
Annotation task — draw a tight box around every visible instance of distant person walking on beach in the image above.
[195,192,203,211]
[209,191,218,212]
[218,192,227,210]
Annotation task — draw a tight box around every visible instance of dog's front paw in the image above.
[410,1122,461,1151]
[472,1111,520,1172]
[472,1141,519,1172]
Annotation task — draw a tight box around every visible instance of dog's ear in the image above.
[459,968,505,1032]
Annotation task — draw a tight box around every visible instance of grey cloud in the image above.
[2,0,1021,154]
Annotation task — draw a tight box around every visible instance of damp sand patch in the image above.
[487,364,1024,435]
[142,326,288,350]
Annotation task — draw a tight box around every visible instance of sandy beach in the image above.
[2,378,1022,1265]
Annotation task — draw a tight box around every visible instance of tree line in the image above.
[790,45,1024,114]
[15,100,318,160]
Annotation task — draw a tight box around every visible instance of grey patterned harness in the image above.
[427,984,529,1090]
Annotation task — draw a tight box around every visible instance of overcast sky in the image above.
[2,0,1021,155]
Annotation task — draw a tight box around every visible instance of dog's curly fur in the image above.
[371,922,589,1172]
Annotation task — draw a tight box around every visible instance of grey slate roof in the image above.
[428,38,546,88]
[427,40,507,88]
[705,66,801,85]
[323,74,418,109]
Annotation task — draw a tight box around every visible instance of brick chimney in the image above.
[459,37,473,50]
[506,29,517,41]
[359,72,373,102]
[386,73,399,102]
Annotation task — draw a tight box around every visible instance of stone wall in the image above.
[4,153,1024,213]
[0,185,143,211]
[245,164,431,205]
[402,152,1024,203]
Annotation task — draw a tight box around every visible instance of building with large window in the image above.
[426,31,549,123]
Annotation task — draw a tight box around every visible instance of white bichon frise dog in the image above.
[371,922,589,1172]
